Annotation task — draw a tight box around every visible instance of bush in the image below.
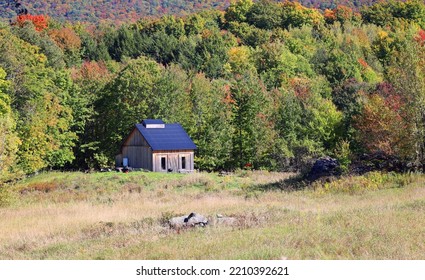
[313,171,419,195]
[333,140,351,174]
[0,186,16,207]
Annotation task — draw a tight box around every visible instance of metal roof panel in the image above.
[136,122,197,151]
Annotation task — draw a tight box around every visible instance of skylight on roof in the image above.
[142,119,165,128]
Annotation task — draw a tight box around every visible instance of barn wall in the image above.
[121,129,152,169]
[152,150,195,172]
[122,146,152,169]
[124,129,149,146]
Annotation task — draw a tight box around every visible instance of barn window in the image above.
[181,157,186,170]
[161,157,166,170]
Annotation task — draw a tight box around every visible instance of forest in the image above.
[0,0,377,24]
[1,0,425,184]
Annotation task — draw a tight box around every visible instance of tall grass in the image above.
[312,171,424,194]
[0,171,425,259]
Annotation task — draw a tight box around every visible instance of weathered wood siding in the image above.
[123,128,149,146]
[152,150,194,172]
[121,129,152,169]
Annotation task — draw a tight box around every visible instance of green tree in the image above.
[227,21,272,47]
[313,24,382,86]
[141,30,179,65]
[109,25,143,61]
[331,78,370,151]
[254,40,314,89]
[95,56,162,159]
[0,28,76,173]
[196,30,237,79]
[11,22,66,69]
[280,1,324,29]
[0,68,21,183]
[387,26,425,168]
[247,0,283,30]
[70,60,116,169]
[189,75,234,170]
[225,0,254,23]
[275,76,342,170]
[77,23,112,61]
[362,0,425,29]
[149,64,192,125]
[185,14,206,36]
[229,72,275,169]
[178,30,237,79]
[225,45,256,75]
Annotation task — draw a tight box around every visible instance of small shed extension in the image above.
[115,119,197,172]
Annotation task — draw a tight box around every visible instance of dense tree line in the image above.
[0,0,384,24]
[1,0,425,183]
[0,0,233,24]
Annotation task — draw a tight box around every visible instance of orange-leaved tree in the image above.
[16,14,48,31]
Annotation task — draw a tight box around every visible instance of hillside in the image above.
[2,0,425,182]
[1,0,232,23]
[1,0,377,24]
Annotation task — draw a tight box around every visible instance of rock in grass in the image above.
[168,213,208,229]
[307,156,340,181]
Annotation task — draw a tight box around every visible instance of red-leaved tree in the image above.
[355,82,414,158]
[16,14,48,31]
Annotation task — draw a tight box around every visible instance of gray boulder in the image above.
[169,212,208,229]
[307,156,340,181]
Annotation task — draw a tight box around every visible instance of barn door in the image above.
[168,154,179,172]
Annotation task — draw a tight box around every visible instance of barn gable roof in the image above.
[135,120,197,151]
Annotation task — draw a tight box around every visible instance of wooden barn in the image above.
[115,119,197,172]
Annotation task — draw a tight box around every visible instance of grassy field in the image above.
[1,170,425,260]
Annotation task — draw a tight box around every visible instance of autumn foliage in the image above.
[355,83,413,158]
[16,14,48,31]
[2,0,425,177]
[324,5,361,24]
[72,60,110,82]
[415,29,425,46]
[48,28,82,50]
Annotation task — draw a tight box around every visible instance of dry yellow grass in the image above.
[1,171,425,259]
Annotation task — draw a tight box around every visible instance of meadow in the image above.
[1,170,425,260]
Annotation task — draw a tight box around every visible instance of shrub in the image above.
[333,140,351,174]
[313,171,419,194]
[0,186,16,207]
